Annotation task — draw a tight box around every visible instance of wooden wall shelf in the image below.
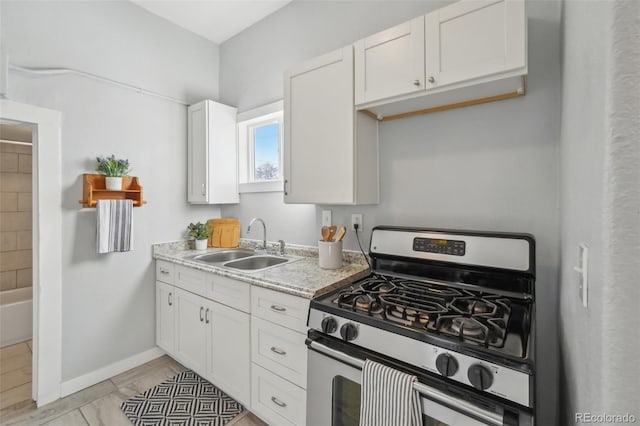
[79,173,146,208]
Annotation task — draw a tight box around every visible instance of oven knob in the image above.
[321,316,338,334]
[467,364,493,390]
[340,323,358,341]
[435,353,458,377]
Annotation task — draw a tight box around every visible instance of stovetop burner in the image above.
[451,317,485,337]
[329,273,530,358]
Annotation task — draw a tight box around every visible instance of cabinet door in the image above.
[187,101,208,203]
[174,288,207,376]
[425,0,526,89]
[284,46,355,204]
[156,281,175,353]
[206,300,250,407]
[355,16,425,105]
[187,100,239,204]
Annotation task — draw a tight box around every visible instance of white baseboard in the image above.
[60,347,164,397]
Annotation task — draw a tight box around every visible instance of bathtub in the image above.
[0,287,33,348]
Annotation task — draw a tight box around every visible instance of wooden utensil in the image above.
[321,226,331,242]
[334,225,347,242]
[328,226,337,241]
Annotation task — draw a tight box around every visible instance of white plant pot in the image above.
[105,176,123,190]
[194,239,208,250]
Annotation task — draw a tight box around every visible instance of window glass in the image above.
[252,122,280,181]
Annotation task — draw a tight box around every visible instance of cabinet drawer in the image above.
[175,265,208,297]
[156,260,175,284]
[252,317,307,389]
[251,363,306,426]
[251,287,309,333]
[209,275,251,313]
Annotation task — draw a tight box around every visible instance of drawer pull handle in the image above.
[271,396,287,408]
[160,269,170,275]
[205,308,210,324]
[168,292,173,306]
[270,346,286,356]
[200,307,204,322]
[270,305,286,312]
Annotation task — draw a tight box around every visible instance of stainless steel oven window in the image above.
[332,376,361,426]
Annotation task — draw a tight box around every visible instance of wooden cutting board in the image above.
[207,218,240,248]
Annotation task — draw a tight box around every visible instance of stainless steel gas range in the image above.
[306,226,535,426]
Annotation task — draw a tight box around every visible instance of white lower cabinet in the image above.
[251,364,307,426]
[174,287,209,377]
[251,317,307,388]
[156,262,311,424]
[156,263,251,408]
[207,300,251,407]
[155,281,175,353]
[250,287,309,426]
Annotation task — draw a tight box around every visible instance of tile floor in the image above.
[0,346,267,426]
[0,341,33,413]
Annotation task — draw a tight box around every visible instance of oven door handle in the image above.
[308,340,506,426]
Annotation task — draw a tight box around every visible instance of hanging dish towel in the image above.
[359,359,423,426]
[96,199,133,253]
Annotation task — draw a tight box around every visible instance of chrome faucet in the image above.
[247,218,267,252]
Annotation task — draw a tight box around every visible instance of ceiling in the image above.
[131,0,292,45]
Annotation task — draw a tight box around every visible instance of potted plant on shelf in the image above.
[187,222,211,250]
[96,155,131,190]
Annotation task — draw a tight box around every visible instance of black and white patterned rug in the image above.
[120,370,243,426]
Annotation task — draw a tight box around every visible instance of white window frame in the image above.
[237,100,284,193]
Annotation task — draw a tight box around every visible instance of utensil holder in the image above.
[318,240,343,269]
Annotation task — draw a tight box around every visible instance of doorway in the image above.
[0,99,62,408]
[0,123,34,411]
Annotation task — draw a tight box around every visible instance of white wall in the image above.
[1,1,222,382]
[559,0,640,422]
[219,1,562,424]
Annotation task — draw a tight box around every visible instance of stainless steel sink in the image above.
[189,249,301,272]
[192,249,254,263]
[223,255,289,271]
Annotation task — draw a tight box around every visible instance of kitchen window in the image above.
[237,100,283,193]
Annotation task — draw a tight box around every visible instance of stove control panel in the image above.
[413,237,466,256]
[308,309,532,408]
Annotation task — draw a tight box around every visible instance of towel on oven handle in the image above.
[359,359,423,426]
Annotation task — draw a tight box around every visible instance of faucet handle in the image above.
[278,240,286,256]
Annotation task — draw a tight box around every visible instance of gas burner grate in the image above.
[335,290,383,315]
[358,277,397,294]
[379,293,448,327]
[432,313,509,347]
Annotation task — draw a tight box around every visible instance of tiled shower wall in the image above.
[0,143,32,293]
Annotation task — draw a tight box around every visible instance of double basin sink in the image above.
[189,248,301,273]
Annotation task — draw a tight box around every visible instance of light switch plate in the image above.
[322,210,332,227]
[574,244,589,308]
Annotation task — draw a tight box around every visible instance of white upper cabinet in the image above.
[425,0,526,89]
[284,46,379,205]
[187,100,239,204]
[354,0,527,118]
[355,16,425,105]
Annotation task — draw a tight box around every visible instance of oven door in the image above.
[306,339,531,426]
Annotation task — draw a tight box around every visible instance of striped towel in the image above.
[359,359,423,426]
[96,199,133,253]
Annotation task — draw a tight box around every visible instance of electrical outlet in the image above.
[322,210,332,227]
[351,214,363,231]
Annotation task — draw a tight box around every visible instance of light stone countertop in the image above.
[152,240,370,299]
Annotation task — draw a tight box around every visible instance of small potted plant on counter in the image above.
[187,222,211,250]
[96,155,131,190]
